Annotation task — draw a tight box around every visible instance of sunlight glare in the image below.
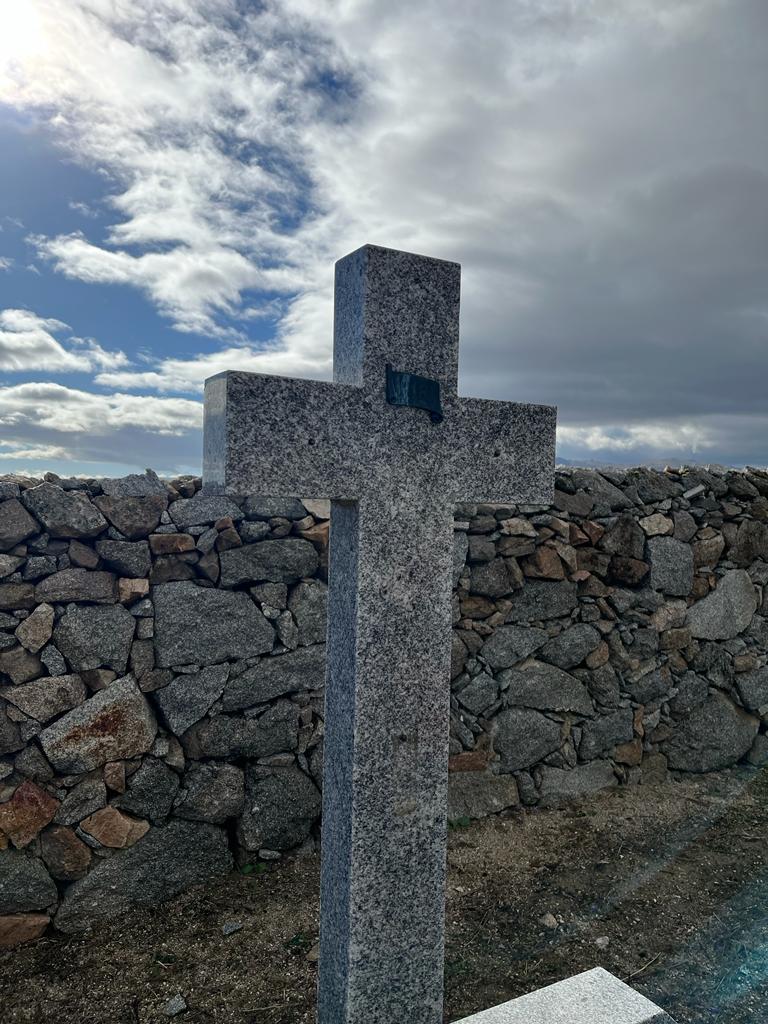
[0,1,47,75]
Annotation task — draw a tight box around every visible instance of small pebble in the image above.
[163,994,187,1017]
[539,912,558,930]
[595,936,610,950]
[222,921,243,936]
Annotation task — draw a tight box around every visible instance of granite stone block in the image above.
[202,244,557,1024]
[456,968,675,1023]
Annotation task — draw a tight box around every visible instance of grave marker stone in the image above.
[203,245,672,1024]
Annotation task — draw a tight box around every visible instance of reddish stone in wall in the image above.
[0,914,50,949]
[40,825,92,881]
[0,780,59,848]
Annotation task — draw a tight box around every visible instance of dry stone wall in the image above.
[1,464,768,948]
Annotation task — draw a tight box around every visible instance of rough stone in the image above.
[152,664,229,735]
[599,515,645,560]
[0,582,36,611]
[35,568,117,604]
[539,624,601,670]
[647,537,693,597]
[153,581,274,667]
[0,912,50,948]
[0,499,39,551]
[103,761,127,793]
[182,701,299,760]
[14,603,54,654]
[467,534,494,564]
[22,484,107,539]
[0,852,57,914]
[493,707,562,771]
[456,673,498,714]
[55,819,233,932]
[686,570,758,640]
[129,638,154,679]
[747,734,768,767]
[13,744,53,782]
[521,545,565,580]
[119,577,150,604]
[579,709,634,760]
[669,672,709,716]
[736,667,768,712]
[219,539,319,587]
[79,806,150,848]
[3,674,87,723]
[95,540,151,578]
[447,772,519,820]
[68,540,100,569]
[149,533,195,555]
[173,762,245,823]
[470,558,516,598]
[730,520,768,567]
[538,761,617,807]
[54,604,136,673]
[163,995,188,1018]
[93,495,167,539]
[168,494,244,530]
[673,510,698,543]
[0,780,59,848]
[692,534,726,569]
[479,626,547,671]
[39,676,157,773]
[0,645,43,684]
[251,582,288,609]
[623,667,672,705]
[506,580,577,623]
[114,757,180,822]
[54,777,107,826]
[242,496,307,521]
[0,554,24,577]
[40,825,92,880]
[639,513,673,537]
[221,647,324,711]
[39,644,67,677]
[237,766,320,852]
[625,467,683,503]
[99,469,167,498]
[662,692,759,772]
[287,581,327,645]
[500,661,593,715]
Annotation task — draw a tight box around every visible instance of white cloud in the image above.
[0,381,203,475]
[0,308,128,373]
[95,337,331,392]
[0,381,201,436]
[0,442,68,461]
[557,422,715,454]
[0,257,13,271]
[1,0,767,468]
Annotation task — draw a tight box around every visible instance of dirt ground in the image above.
[3,768,768,1024]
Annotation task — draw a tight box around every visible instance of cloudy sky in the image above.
[0,0,766,478]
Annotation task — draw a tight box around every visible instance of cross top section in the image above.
[204,244,555,506]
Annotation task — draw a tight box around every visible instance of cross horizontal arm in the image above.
[441,396,556,505]
[204,370,371,499]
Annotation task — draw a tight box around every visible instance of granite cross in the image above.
[203,244,556,1024]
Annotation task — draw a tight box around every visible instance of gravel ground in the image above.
[2,767,768,1023]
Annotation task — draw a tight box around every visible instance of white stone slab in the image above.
[455,968,675,1024]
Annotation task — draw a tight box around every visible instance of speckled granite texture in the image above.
[203,244,557,1024]
[456,967,675,1023]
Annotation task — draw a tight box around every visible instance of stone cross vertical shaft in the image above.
[203,245,556,1023]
